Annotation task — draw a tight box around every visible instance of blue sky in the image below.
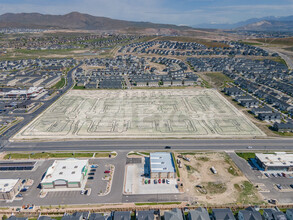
[1,0,293,25]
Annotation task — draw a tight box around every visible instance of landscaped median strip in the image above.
[171,152,180,178]
[4,151,116,160]
[134,202,182,206]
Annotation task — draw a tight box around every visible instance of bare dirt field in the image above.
[177,152,263,205]
[13,89,265,141]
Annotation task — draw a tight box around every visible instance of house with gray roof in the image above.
[164,208,183,220]
[211,209,235,220]
[113,211,131,220]
[89,213,106,220]
[188,208,210,220]
[137,210,155,220]
[238,208,262,220]
[286,209,293,220]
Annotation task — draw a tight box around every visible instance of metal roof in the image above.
[150,152,175,173]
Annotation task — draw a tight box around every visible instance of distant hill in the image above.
[0,12,191,31]
[194,15,293,31]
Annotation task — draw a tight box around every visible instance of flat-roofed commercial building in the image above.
[0,179,22,200]
[41,158,89,190]
[150,152,176,179]
[255,152,293,171]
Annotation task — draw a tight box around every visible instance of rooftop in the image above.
[150,152,176,173]
[41,158,88,183]
[0,179,20,193]
[256,152,293,167]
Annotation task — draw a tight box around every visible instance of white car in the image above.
[247,146,253,149]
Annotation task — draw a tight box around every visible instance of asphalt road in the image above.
[3,138,293,152]
[263,47,293,69]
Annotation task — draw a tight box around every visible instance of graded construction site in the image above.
[13,89,265,140]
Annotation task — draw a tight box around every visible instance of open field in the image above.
[177,152,263,205]
[202,72,233,88]
[13,89,265,140]
[255,37,293,47]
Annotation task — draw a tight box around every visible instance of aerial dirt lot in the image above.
[13,89,264,141]
[176,152,263,205]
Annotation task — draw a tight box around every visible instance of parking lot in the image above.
[124,160,179,195]
[229,152,293,204]
[0,152,127,206]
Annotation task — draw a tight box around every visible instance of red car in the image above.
[104,170,110,174]
[158,179,161,184]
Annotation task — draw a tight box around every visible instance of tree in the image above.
[2,215,8,220]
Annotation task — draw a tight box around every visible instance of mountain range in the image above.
[1,12,293,32]
[0,12,191,31]
[194,15,293,31]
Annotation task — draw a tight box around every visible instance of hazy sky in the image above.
[1,0,293,25]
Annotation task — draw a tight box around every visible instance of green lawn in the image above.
[4,151,114,159]
[240,41,263,46]
[272,130,293,136]
[95,152,117,158]
[205,72,233,88]
[172,153,180,178]
[73,85,86,89]
[228,165,239,176]
[236,152,256,161]
[52,77,65,89]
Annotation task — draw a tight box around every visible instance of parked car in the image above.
[158,179,161,184]
[166,179,170,184]
[88,172,95,175]
[91,165,98,168]
[88,176,94,180]
[148,179,151,184]
[264,173,269,177]
[91,169,96,172]
[165,146,171,149]
[162,179,165,184]
[80,190,85,195]
[154,179,157,184]
[276,184,282,190]
[16,194,23,198]
[104,170,110,174]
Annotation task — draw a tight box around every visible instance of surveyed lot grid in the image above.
[13,89,265,140]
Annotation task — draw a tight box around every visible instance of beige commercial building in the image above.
[0,179,22,201]
[41,158,89,190]
[255,152,293,171]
